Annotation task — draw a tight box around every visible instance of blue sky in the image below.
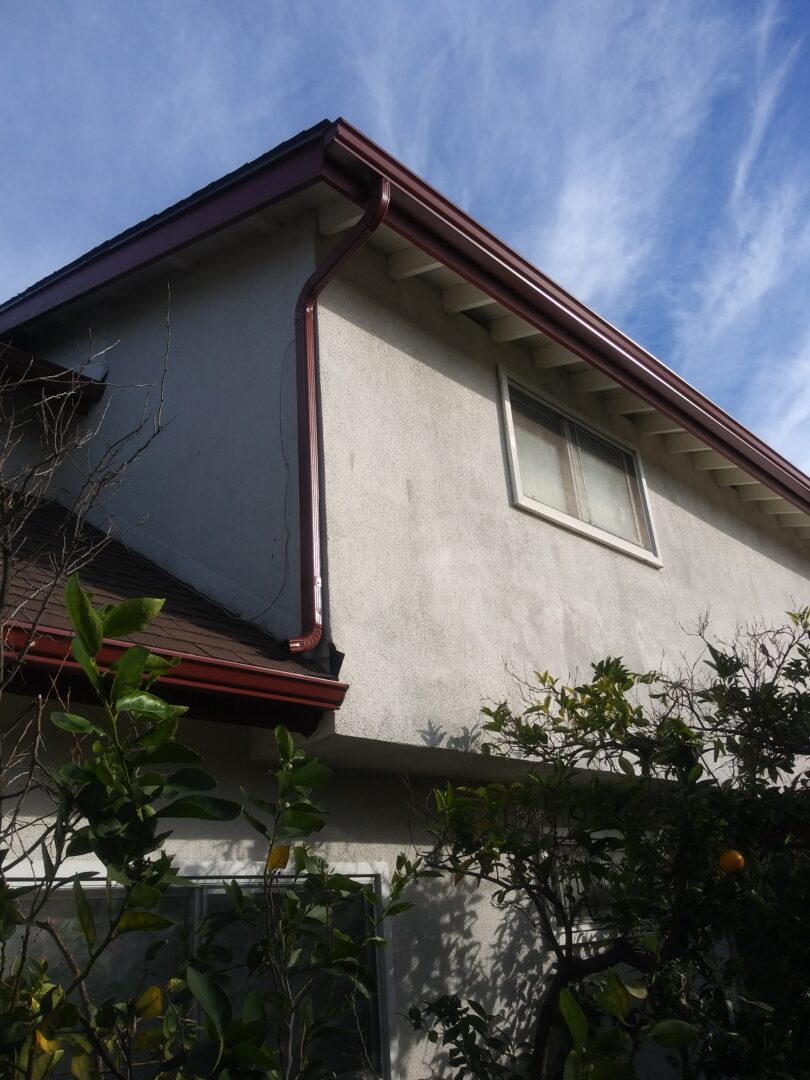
[3,1,809,468]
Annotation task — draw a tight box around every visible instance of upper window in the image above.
[501,373,659,565]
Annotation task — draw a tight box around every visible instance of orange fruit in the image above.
[719,849,745,874]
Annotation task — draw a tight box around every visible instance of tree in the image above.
[1,578,423,1080]
[411,612,810,1080]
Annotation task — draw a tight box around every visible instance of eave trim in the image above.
[3,623,348,711]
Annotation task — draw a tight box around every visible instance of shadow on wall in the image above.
[391,731,550,1078]
[393,874,549,1077]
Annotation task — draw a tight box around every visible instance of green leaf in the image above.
[111,645,150,701]
[73,880,96,948]
[646,1020,699,1048]
[277,807,325,835]
[115,691,182,720]
[186,967,232,1037]
[116,910,174,934]
[165,769,216,792]
[161,795,240,821]
[275,725,295,764]
[65,574,103,656]
[563,1050,581,1080]
[102,598,164,639]
[285,760,331,791]
[71,638,100,692]
[241,991,266,1026]
[136,717,179,749]
[559,988,588,1053]
[594,970,631,1022]
[127,883,161,909]
[50,712,104,737]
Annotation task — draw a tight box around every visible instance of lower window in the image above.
[17,876,383,1080]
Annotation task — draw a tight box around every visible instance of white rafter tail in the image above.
[532,342,578,370]
[713,467,761,487]
[442,282,497,314]
[605,389,656,416]
[691,453,743,475]
[759,498,802,516]
[388,247,442,280]
[318,199,362,236]
[692,451,739,472]
[489,314,543,343]
[779,512,810,529]
[665,433,709,454]
[738,483,786,502]
[634,412,686,436]
[570,370,617,394]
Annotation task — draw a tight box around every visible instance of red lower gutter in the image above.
[288,177,391,654]
[4,623,348,710]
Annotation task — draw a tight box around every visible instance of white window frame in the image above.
[499,367,663,568]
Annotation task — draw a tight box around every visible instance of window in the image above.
[501,373,659,564]
[13,877,383,1080]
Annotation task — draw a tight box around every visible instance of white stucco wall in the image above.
[25,217,316,642]
[317,245,810,750]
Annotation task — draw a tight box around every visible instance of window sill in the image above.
[514,493,664,569]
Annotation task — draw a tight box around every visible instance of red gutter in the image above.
[288,177,391,654]
[4,623,348,711]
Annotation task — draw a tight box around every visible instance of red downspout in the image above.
[288,177,391,654]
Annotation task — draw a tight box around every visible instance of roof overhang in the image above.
[1,117,809,519]
[4,623,348,732]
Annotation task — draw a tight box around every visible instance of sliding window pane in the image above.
[576,428,650,548]
[510,388,576,515]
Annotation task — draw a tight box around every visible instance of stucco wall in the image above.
[23,218,315,642]
[317,244,810,749]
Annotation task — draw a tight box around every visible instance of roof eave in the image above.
[4,622,348,714]
[1,117,808,518]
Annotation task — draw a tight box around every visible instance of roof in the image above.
[1,118,809,525]
[2,502,347,727]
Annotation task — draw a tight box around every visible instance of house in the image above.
[1,118,809,1078]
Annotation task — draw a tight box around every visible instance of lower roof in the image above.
[2,501,347,727]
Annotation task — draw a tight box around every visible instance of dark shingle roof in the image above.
[4,500,322,681]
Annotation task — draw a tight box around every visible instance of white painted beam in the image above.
[570,370,617,395]
[318,200,362,236]
[634,413,685,436]
[489,314,543,343]
[442,282,497,314]
[779,512,809,528]
[665,433,708,454]
[531,342,575,369]
[738,483,784,502]
[692,451,738,471]
[388,247,443,280]
[759,498,799,515]
[605,390,655,416]
[713,468,760,486]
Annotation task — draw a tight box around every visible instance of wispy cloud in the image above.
[2,0,809,471]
